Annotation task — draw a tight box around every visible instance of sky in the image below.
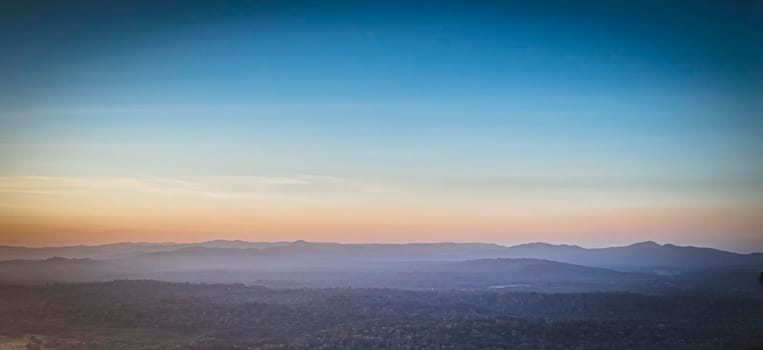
[1,0,762,251]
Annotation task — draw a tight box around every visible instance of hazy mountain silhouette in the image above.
[0,255,659,292]
[1,240,761,295]
[2,240,759,272]
[0,240,292,261]
[503,241,763,272]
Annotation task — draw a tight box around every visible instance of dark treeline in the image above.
[1,281,761,349]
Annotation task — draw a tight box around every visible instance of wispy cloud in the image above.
[0,174,383,202]
[0,175,204,196]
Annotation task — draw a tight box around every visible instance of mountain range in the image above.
[0,240,760,295]
[2,240,760,271]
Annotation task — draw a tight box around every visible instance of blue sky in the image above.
[0,0,761,250]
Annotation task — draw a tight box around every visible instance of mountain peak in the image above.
[509,242,583,249]
[629,241,661,248]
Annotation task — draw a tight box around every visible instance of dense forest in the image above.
[1,281,761,350]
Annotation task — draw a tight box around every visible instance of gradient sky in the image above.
[1,0,762,251]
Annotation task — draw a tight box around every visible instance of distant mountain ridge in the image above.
[1,240,759,272]
[504,240,763,272]
[0,240,506,262]
[0,240,295,260]
[1,240,761,295]
[0,254,660,293]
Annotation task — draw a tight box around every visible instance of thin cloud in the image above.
[0,174,382,202]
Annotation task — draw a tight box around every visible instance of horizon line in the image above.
[2,239,760,255]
